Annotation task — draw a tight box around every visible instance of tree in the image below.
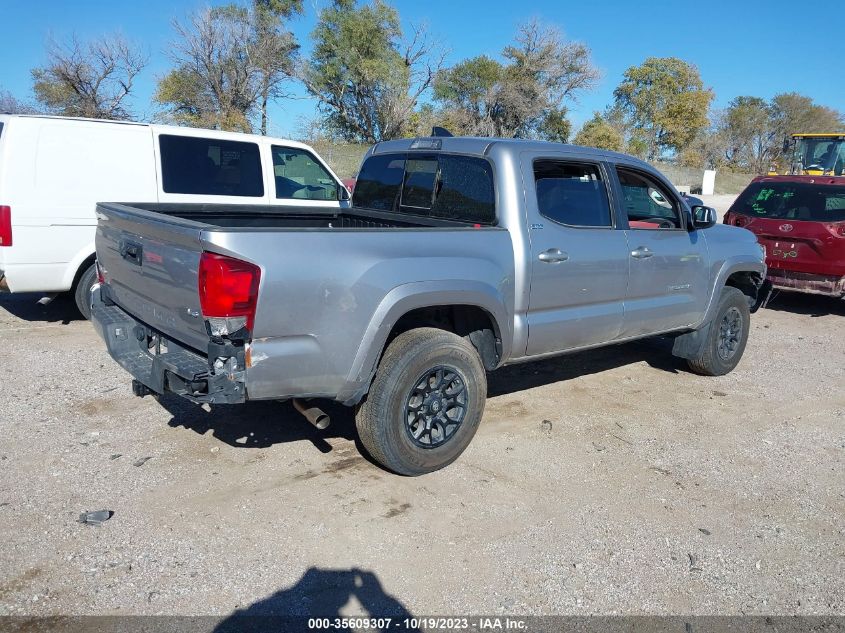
[711,93,844,172]
[770,92,844,137]
[720,96,773,172]
[156,3,300,133]
[302,0,444,143]
[434,20,598,139]
[613,57,713,160]
[0,88,37,114]
[573,112,623,151]
[253,0,302,134]
[31,34,147,120]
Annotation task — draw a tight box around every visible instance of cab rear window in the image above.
[353,152,495,224]
[159,135,264,197]
[732,182,845,222]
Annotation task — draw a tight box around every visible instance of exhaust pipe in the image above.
[292,399,330,430]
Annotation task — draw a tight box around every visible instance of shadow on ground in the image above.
[488,336,682,397]
[159,395,357,454]
[763,290,845,317]
[0,291,83,324]
[158,337,683,457]
[213,568,420,633]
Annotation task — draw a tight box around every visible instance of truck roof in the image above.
[371,136,653,169]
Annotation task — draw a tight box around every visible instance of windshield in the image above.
[732,181,845,222]
[795,138,845,174]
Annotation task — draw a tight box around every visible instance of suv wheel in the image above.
[687,286,750,376]
[355,327,487,476]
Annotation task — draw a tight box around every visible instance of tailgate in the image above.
[745,217,845,275]
[96,203,209,352]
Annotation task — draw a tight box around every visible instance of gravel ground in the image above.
[0,284,843,619]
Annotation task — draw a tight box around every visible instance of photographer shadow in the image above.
[213,567,420,633]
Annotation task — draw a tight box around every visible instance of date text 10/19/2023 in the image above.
[307,617,528,630]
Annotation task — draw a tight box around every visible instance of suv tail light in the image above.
[824,222,845,238]
[198,252,261,337]
[0,206,11,246]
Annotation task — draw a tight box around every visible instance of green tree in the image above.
[613,57,713,160]
[302,0,444,142]
[434,20,598,139]
[573,112,623,151]
[31,34,148,120]
[720,96,773,172]
[156,3,300,133]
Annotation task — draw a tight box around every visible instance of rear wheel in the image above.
[73,263,97,320]
[687,287,750,376]
[355,327,487,476]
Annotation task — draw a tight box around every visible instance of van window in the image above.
[353,152,496,224]
[272,146,338,201]
[534,161,611,227]
[159,135,264,197]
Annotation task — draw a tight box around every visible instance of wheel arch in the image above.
[340,281,510,405]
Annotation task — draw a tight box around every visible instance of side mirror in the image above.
[337,185,351,201]
[691,205,717,229]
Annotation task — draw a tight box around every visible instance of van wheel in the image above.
[687,287,750,376]
[73,263,97,320]
[355,327,487,476]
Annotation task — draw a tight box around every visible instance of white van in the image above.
[0,115,349,317]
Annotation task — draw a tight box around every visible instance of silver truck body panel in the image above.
[93,138,765,405]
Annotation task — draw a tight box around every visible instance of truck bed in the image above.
[102,202,481,230]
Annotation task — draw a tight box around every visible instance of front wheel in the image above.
[687,287,751,376]
[355,327,487,476]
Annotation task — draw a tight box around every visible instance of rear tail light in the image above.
[95,260,105,284]
[0,206,11,246]
[824,222,845,238]
[733,215,750,228]
[198,252,261,337]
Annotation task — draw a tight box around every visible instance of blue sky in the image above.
[1,0,842,138]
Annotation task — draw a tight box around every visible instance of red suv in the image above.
[724,176,845,297]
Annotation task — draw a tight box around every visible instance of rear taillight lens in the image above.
[824,222,845,238]
[0,206,11,246]
[95,261,105,284]
[198,252,261,336]
[733,215,749,228]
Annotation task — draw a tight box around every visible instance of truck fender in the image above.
[695,257,766,329]
[340,280,511,404]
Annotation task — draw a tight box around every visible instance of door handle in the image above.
[538,248,569,263]
[630,246,653,259]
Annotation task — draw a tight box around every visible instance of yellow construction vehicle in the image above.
[774,133,845,176]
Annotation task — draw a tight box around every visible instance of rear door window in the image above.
[272,146,338,201]
[534,160,612,227]
[353,152,496,224]
[159,135,264,197]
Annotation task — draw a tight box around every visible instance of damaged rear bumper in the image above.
[90,285,246,404]
[767,270,845,298]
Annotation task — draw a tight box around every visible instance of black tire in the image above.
[73,263,97,320]
[687,287,750,376]
[355,327,487,476]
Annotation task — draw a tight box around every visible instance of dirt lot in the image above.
[0,286,843,619]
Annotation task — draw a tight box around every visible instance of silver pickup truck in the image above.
[91,137,766,475]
